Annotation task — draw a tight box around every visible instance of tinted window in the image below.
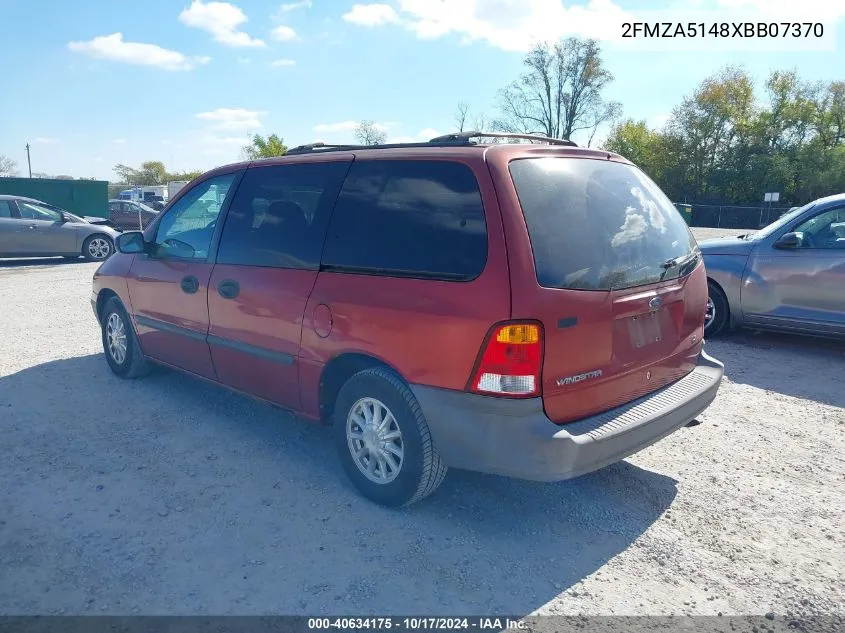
[0,201,12,218]
[217,161,350,269]
[321,160,487,280]
[509,158,697,291]
[153,172,238,260]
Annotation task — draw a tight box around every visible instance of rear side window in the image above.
[321,160,488,280]
[0,201,12,217]
[509,158,697,291]
[217,161,350,270]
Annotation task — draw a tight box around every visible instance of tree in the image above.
[169,170,203,182]
[354,121,387,145]
[496,38,621,143]
[0,154,17,177]
[455,102,470,132]
[242,133,287,159]
[113,161,169,185]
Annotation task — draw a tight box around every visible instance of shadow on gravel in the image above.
[707,330,845,408]
[0,257,89,269]
[1,354,678,615]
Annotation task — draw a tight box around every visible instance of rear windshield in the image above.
[509,157,698,291]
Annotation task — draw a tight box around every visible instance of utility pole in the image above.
[25,143,32,178]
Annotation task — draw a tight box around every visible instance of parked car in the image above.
[702,193,845,339]
[0,194,119,261]
[107,199,159,231]
[90,133,724,506]
[0,196,116,229]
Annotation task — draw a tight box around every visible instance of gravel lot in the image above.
[1,231,843,621]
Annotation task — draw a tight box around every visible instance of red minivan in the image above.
[91,133,724,506]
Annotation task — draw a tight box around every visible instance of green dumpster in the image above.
[675,203,692,226]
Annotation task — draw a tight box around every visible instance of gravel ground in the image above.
[1,245,843,622]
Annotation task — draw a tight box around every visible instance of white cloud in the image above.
[313,121,389,133]
[387,128,441,143]
[179,0,265,48]
[341,0,631,51]
[270,59,296,67]
[112,138,127,144]
[68,33,210,71]
[342,0,843,52]
[34,137,61,144]
[204,149,226,156]
[238,57,251,63]
[279,0,312,11]
[196,107,267,131]
[272,25,299,41]
[649,113,671,129]
[342,4,400,26]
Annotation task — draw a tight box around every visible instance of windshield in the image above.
[135,202,158,213]
[750,202,816,240]
[509,157,698,291]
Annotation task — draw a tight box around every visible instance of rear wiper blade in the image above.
[660,252,699,280]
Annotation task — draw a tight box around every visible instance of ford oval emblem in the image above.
[649,296,663,312]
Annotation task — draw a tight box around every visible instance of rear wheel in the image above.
[83,234,114,262]
[704,280,729,337]
[100,297,150,379]
[333,367,447,507]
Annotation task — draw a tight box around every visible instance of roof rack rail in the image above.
[283,132,578,156]
[285,142,365,155]
[429,131,578,147]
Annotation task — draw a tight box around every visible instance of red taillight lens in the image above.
[469,322,543,398]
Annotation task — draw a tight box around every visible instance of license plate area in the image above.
[627,310,666,349]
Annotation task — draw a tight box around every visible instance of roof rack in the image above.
[429,131,578,147]
[284,131,577,156]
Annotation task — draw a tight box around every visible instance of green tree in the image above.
[242,133,287,159]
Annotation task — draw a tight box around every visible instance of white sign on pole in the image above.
[764,192,780,202]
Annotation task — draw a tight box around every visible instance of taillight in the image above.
[468,322,543,398]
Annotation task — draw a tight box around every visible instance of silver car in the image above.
[0,195,120,261]
[702,192,845,339]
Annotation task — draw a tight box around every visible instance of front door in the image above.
[207,159,351,408]
[127,171,242,379]
[743,205,845,331]
[14,200,78,255]
[0,200,19,254]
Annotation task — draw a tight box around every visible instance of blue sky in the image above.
[1,0,842,181]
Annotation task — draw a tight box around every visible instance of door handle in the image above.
[218,279,240,300]
[180,275,200,294]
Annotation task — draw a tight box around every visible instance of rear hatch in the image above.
[506,154,706,424]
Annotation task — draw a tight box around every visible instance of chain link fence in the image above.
[685,204,792,229]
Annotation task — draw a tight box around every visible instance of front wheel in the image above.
[83,234,114,262]
[100,297,150,379]
[704,281,730,337]
[333,367,447,507]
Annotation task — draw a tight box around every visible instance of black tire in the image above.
[333,367,447,507]
[82,234,114,262]
[100,297,150,379]
[705,280,730,337]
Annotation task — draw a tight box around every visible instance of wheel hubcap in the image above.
[704,297,716,330]
[346,397,404,484]
[89,238,111,260]
[106,312,128,365]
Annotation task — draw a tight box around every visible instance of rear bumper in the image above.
[410,350,724,482]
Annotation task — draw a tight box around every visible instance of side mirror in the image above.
[774,232,804,249]
[60,213,72,223]
[116,231,147,254]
